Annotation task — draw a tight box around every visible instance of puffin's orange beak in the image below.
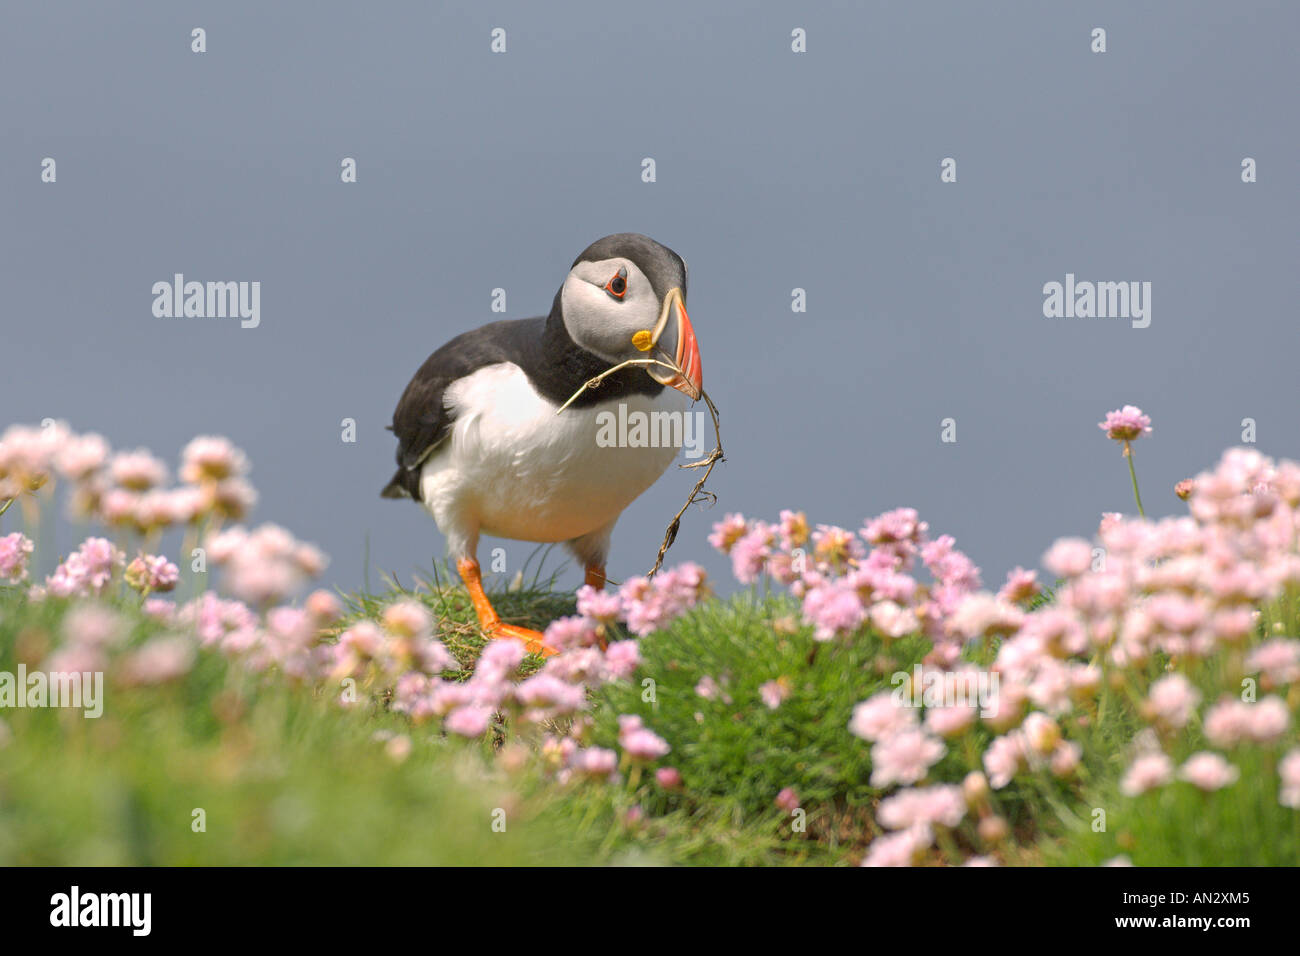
[648,287,703,400]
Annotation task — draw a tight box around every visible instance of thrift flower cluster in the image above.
[0,425,333,691]
[710,506,986,663]
[1,422,692,790]
[704,409,1300,865]
[844,446,1300,865]
[7,411,1299,865]
[1,422,257,535]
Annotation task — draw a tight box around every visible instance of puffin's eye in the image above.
[605,267,628,300]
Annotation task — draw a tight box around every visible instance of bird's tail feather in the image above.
[380,468,415,500]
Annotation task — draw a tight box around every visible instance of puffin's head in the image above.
[559,233,702,400]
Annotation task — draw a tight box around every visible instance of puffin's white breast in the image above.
[419,362,687,545]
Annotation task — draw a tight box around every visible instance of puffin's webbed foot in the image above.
[484,621,555,658]
[456,557,558,658]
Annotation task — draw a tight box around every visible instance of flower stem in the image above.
[1125,441,1146,518]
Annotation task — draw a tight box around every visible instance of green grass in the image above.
[4,566,1297,866]
[1043,744,1300,866]
[0,573,840,865]
[591,593,901,859]
[0,586,599,865]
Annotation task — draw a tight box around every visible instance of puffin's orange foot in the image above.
[456,556,558,656]
[486,621,558,658]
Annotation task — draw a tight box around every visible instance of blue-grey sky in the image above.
[2,1,1296,596]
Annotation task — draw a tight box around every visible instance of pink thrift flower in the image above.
[180,436,249,484]
[1203,698,1288,747]
[305,589,343,623]
[1043,538,1094,578]
[208,524,326,606]
[921,534,982,595]
[870,730,946,788]
[1050,740,1082,777]
[861,824,933,867]
[575,584,622,623]
[381,599,432,638]
[777,509,810,550]
[0,423,64,491]
[983,733,1026,789]
[730,524,773,584]
[1178,752,1240,791]
[775,787,800,813]
[46,537,124,597]
[1021,712,1061,755]
[655,766,683,790]
[120,635,196,685]
[1247,696,1291,743]
[801,579,865,641]
[45,644,107,676]
[617,567,705,637]
[812,524,864,570]
[1099,405,1152,442]
[142,597,177,623]
[876,784,966,830]
[850,692,918,742]
[544,615,601,651]
[617,714,671,762]
[1098,512,1125,535]
[207,478,258,521]
[540,647,604,685]
[924,704,976,738]
[759,678,790,710]
[601,640,640,680]
[707,513,748,554]
[0,533,34,584]
[1246,639,1300,686]
[1143,674,1201,730]
[862,508,929,549]
[1279,749,1300,809]
[445,705,493,737]
[1120,752,1174,797]
[53,432,109,481]
[109,449,169,491]
[570,746,618,779]
[124,554,180,594]
[695,675,721,700]
[477,638,527,680]
[410,635,452,675]
[997,566,1040,604]
[870,600,920,639]
[947,593,1024,641]
[513,673,586,714]
[62,603,126,648]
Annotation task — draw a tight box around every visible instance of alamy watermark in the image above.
[152,274,260,328]
[0,665,103,718]
[1042,273,1150,328]
[50,886,151,936]
[891,664,999,718]
[595,403,707,459]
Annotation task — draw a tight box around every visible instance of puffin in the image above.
[382,233,703,656]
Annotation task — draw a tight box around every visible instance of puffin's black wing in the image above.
[381,317,546,500]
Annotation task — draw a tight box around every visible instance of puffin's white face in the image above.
[560,256,702,399]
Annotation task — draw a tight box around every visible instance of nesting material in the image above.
[556,354,724,578]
